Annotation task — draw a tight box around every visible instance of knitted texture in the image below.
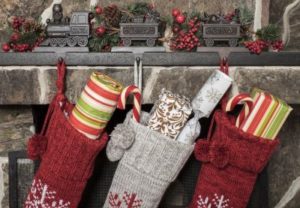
[106,111,149,162]
[24,62,108,208]
[104,111,194,208]
[189,110,279,208]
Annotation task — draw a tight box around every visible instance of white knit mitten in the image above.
[105,111,194,208]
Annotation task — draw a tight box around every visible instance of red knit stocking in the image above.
[189,110,279,208]
[24,61,108,208]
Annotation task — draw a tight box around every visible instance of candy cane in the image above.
[225,93,254,127]
[117,85,142,123]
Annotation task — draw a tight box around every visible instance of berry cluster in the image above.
[11,16,25,30]
[244,40,268,54]
[224,12,235,22]
[170,9,201,51]
[2,16,44,52]
[271,40,284,51]
[94,6,107,37]
[244,39,284,54]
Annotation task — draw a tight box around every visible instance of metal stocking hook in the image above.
[58,57,64,64]
[134,56,143,93]
[111,46,165,94]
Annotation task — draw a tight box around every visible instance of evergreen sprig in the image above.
[256,24,280,42]
[127,2,150,15]
[239,6,254,26]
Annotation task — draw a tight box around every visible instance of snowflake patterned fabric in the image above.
[24,61,108,208]
[25,179,71,208]
[197,194,232,208]
[189,110,279,208]
[104,111,194,208]
[108,192,143,208]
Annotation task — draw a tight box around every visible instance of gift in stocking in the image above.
[105,110,194,208]
[189,110,279,208]
[24,61,108,208]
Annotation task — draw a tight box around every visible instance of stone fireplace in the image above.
[0,51,299,208]
[0,0,300,206]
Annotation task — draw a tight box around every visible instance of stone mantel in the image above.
[0,52,299,66]
[0,52,299,105]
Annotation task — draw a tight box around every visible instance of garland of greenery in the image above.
[2,16,44,52]
[1,2,283,54]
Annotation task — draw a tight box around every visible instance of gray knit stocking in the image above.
[104,111,194,208]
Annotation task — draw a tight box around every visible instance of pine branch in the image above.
[127,2,150,15]
[256,24,280,42]
[239,6,254,26]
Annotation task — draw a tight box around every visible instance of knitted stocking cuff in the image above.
[25,105,108,207]
[104,111,194,208]
[190,110,279,208]
[106,111,150,162]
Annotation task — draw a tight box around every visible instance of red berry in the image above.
[96,26,106,36]
[272,40,284,51]
[95,6,103,15]
[22,44,29,50]
[10,32,20,42]
[172,8,181,17]
[172,25,180,33]
[2,43,10,52]
[175,14,186,24]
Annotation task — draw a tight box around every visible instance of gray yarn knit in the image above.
[104,111,194,208]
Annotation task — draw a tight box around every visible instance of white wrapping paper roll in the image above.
[192,70,232,117]
[176,70,232,144]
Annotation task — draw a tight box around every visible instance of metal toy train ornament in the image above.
[40,4,93,47]
[119,10,161,47]
[202,9,241,47]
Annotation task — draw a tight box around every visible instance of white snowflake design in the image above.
[24,179,71,208]
[205,88,224,104]
[209,71,222,84]
[197,193,232,208]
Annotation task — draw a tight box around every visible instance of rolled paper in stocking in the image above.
[177,70,232,144]
[225,93,254,127]
[69,72,123,139]
[240,88,292,139]
[176,111,201,144]
[117,85,142,123]
[148,88,192,139]
[191,70,232,118]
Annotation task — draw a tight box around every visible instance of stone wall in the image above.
[269,0,300,51]
[0,107,33,156]
[0,106,34,208]
[268,105,300,208]
[1,66,300,105]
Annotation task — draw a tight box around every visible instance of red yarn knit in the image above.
[189,110,279,208]
[24,61,108,208]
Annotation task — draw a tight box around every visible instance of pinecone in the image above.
[103,4,122,27]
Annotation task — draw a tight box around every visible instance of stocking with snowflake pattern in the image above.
[104,110,194,208]
[189,110,279,208]
[24,60,108,208]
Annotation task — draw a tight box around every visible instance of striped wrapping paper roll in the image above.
[69,72,123,139]
[240,88,292,139]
